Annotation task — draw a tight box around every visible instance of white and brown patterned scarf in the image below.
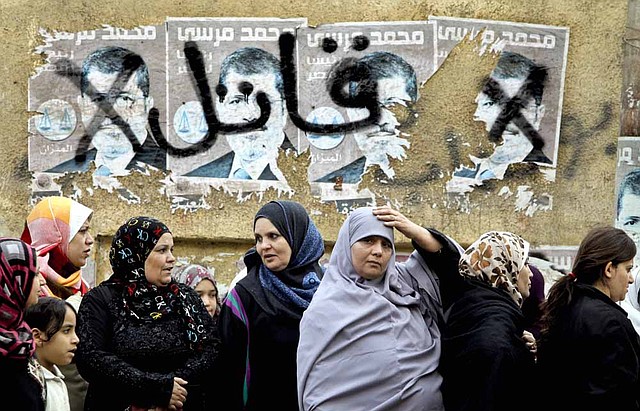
[459,231,530,306]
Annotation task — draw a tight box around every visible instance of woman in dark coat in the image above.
[440,231,537,411]
[75,216,218,411]
[538,226,640,411]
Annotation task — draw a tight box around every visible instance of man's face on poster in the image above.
[474,75,546,164]
[617,189,640,245]
[346,75,412,170]
[216,70,286,169]
[78,69,153,164]
[474,75,546,135]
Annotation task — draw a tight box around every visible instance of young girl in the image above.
[22,196,93,411]
[172,263,221,321]
[25,297,79,411]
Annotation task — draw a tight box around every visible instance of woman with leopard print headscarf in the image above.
[439,231,538,411]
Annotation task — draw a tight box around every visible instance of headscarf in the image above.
[103,216,209,347]
[0,238,39,360]
[320,206,420,305]
[172,263,221,316]
[522,263,545,338]
[21,196,93,297]
[459,231,530,306]
[243,200,324,312]
[297,207,444,411]
[620,266,640,335]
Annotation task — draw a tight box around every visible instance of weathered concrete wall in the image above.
[0,0,626,285]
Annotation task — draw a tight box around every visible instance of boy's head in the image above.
[25,296,79,371]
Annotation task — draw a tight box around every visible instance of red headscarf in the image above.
[0,238,39,360]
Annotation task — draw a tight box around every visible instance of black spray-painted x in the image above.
[480,64,551,164]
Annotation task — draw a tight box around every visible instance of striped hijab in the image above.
[21,196,93,298]
[0,238,39,360]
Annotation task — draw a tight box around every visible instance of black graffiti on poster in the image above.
[149,41,272,157]
[52,54,144,162]
[52,33,384,161]
[52,44,270,160]
[150,34,384,155]
[279,32,381,133]
[51,31,551,163]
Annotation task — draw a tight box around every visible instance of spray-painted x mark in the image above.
[481,64,551,164]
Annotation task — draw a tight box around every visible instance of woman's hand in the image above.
[372,206,442,252]
[522,330,537,354]
[168,377,188,411]
[372,206,421,239]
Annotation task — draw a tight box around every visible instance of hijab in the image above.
[297,207,444,411]
[21,196,93,297]
[242,200,324,315]
[172,263,221,316]
[321,206,420,305]
[0,238,39,360]
[459,231,530,307]
[103,216,208,347]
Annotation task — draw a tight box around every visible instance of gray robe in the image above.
[297,207,447,411]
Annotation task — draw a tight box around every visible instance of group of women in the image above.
[2,195,640,411]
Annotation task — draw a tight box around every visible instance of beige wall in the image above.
[0,0,626,285]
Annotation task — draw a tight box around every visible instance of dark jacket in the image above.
[0,358,45,411]
[440,277,537,411]
[214,267,303,411]
[431,230,537,411]
[538,283,640,411]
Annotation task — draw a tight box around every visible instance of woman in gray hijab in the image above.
[297,205,462,411]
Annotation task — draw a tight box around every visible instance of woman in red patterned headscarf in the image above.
[0,237,46,410]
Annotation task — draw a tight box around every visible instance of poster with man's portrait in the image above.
[615,137,640,249]
[166,17,307,195]
[430,16,569,194]
[296,21,436,205]
[28,24,167,183]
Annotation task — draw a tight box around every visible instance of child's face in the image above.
[35,306,79,372]
[195,278,218,317]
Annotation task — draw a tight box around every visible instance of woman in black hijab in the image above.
[215,201,325,411]
[75,216,218,411]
